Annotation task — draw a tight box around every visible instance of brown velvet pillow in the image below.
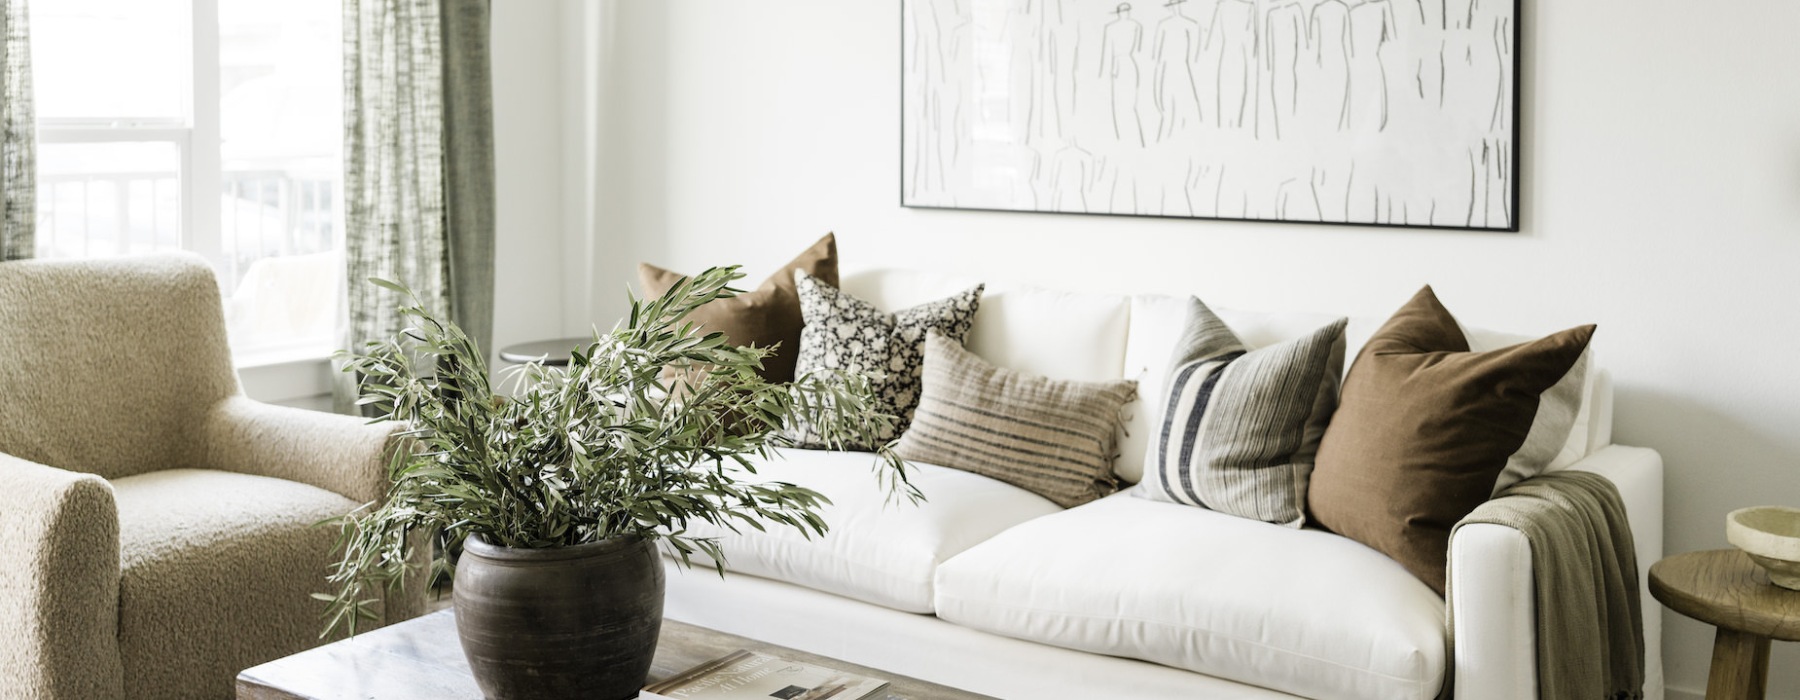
[637,233,838,384]
[1307,286,1596,595]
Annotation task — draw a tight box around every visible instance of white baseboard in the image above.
[1666,686,1701,700]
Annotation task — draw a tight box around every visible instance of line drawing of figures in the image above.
[899,0,1514,229]
[1485,9,1512,133]
[1464,139,1486,227]
[1439,0,1481,111]
[1205,0,1255,130]
[1099,3,1147,147]
[905,0,949,201]
[1181,159,1204,216]
[1151,0,1205,141]
[1385,0,1428,101]
[1481,11,1512,227]
[1421,0,1442,30]
[1346,0,1397,133]
[1274,175,1322,221]
[1438,0,1508,225]
[1412,0,1444,106]
[1306,166,1349,222]
[1000,142,1045,210]
[1109,167,1143,214]
[1344,160,1378,222]
[1048,138,1100,212]
[1306,0,1351,132]
[1005,2,1044,143]
[1034,0,1077,141]
[942,1,973,174]
[1262,0,1305,140]
[1480,137,1509,227]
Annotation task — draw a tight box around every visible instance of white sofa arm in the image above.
[1448,445,1665,700]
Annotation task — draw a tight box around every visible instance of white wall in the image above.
[489,1,571,354]
[573,1,1800,697]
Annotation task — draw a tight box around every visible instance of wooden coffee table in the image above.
[236,609,994,700]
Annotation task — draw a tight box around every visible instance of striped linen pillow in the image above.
[893,332,1137,508]
[1134,297,1347,527]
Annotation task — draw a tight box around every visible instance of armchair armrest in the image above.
[199,397,429,626]
[1448,444,1665,700]
[0,453,124,700]
[199,396,406,506]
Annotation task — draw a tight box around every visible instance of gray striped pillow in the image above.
[893,332,1137,508]
[1134,298,1347,527]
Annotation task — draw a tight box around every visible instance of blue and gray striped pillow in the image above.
[1134,298,1347,527]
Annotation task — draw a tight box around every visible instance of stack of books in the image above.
[642,649,891,700]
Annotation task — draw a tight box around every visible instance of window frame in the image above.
[32,0,225,269]
[34,0,347,366]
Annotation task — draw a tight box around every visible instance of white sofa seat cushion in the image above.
[673,448,1062,613]
[933,491,1447,700]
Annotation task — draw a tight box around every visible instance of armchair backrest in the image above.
[0,254,241,479]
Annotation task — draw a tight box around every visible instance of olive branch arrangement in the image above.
[318,267,917,636]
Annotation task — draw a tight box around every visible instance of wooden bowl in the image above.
[1727,506,1800,590]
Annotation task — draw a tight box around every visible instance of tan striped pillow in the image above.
[893,332,1137,508]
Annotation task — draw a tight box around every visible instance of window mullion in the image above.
[187,0,224,285]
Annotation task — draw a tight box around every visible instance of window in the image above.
[31,0,343,358]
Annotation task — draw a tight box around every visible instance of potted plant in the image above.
[320,267,917,700]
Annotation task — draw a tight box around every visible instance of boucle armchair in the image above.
[0,254,424,700]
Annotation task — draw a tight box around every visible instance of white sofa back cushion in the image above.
[1464,327,1600,476]
[1119,294,1612,484]
[842,269,1131,383]
[840,269,981,313]
[840,276,1614,486]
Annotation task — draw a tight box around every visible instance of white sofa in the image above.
[662,269,1665,700]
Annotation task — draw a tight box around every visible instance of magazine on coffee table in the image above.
[641,649,890,700]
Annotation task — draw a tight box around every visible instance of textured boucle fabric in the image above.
[0,254,423,699]
[113,470,361,700]
[0,254,239,480]
[200,395,406,507]
[0,455,124,700]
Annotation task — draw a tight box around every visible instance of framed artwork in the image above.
[900,0,1520,231]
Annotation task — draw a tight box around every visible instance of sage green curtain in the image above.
[339,0,494,411]
[0,0,35,262]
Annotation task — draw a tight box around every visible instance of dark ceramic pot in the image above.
[453,533,664,700]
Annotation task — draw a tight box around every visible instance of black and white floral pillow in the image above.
[785,270,983,449]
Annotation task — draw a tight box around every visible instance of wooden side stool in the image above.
[1649,549,1800,699]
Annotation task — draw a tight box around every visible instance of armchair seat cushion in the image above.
[112,469,359,700]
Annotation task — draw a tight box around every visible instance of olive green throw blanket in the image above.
[1447,471,1645,700]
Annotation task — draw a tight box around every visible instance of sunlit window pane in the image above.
[216,0,342,351]
[31,0,343,356]
[31,0,188,122]
[35,141,183,259]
